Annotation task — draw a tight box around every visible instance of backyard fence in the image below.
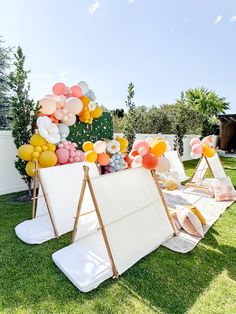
[0,131,219,195]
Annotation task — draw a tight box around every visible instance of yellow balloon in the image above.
[32,152,40,159]
[85,150,98,162]
[18,144,34,161]
[35,146,42,153]
[25,161,36,177]
[30,134,47,147]
[83,141,94,152]
[38,151,57,167]
[150,140,167,157]
[202,145,215,158]
[116,137,129,152]
[91,106,102,118]
[47,143,56,152]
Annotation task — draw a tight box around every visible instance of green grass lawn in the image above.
[0,157,235,314]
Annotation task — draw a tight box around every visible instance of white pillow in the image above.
[176,205,204,238]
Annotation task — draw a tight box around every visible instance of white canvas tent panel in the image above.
[91,168,173,274]
[15,162,99,244]
[207,154,226,178]
[191,157,208,183]
[53,167,174,291]
[164,151,189,182]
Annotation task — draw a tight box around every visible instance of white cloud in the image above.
[88,0,100,15]
[32,73,50,79]
[230,16,236,22]
[59,71,68,78]
[127,0,135,3]
[212,15,222,26]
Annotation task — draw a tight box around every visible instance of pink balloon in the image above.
[52,82,67,96]
[192,143,203,155]
[64,97,83,114]
[132,140,149,152]
[138,147,148,156]
[190,138,201,146]
[56,148,70,164]
[94,141,107,154]
[70,85,82,98]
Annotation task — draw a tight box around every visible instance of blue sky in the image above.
[0,0,235,112]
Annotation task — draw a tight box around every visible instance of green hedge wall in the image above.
[68,112,113,149]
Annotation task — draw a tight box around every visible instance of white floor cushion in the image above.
[15,211,99,245]
[52,230,113,292]
[15,215,54,244]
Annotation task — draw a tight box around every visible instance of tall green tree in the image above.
[179,87,229,137]
[9,46,37,196]
[0,38,11,129]
[124,82,136,150]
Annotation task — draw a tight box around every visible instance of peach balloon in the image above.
[94,141,107,154]
[39,97,57,115]
[64,97,83,114]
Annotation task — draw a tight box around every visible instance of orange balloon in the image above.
[202,144,215,158]
[80,96,90,106]
[150,139,167,157]
[97,153,110,166]
[142,153,158,170]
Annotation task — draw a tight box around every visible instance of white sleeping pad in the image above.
[52,230,112,292]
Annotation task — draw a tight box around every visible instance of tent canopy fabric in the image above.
[164,151,189,182]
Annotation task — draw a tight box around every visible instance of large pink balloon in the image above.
[156,156,171,173]
[56,148,70,164]
[64,97,83,114]
[39,97,57,115]
[192,143,203,155]
[52,82,67,96]
[94,141,107,154]
[70,85,82,98]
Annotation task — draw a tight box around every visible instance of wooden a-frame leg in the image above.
[32,160,38,219]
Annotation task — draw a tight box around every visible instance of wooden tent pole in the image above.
[151,170,178,235]
[38,172,59,237]
[32,160,38,219]
[86,166,119,278]
[71,167,89,243]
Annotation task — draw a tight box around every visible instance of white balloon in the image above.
[86,89,96,101]
[37,116,60,144]
[156,157,171,173]
[77,81,89,95]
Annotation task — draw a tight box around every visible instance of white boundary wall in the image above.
[0,131,219,196]
[0,131,27,195]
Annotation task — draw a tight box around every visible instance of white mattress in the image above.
[15,215,54,244]
[52,230,112,292]
[15,211,99,245]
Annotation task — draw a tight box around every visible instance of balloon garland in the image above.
[129,137,171,170]
[82,137,129,173]
[190,136,216,159]
[17,81,103,176]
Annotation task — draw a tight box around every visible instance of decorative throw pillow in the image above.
[211,183,234,201]
[187,205,206,225]
[176,205,204,238]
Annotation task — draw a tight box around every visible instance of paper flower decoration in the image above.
[107,140,120,154]
[37,116,60,144]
